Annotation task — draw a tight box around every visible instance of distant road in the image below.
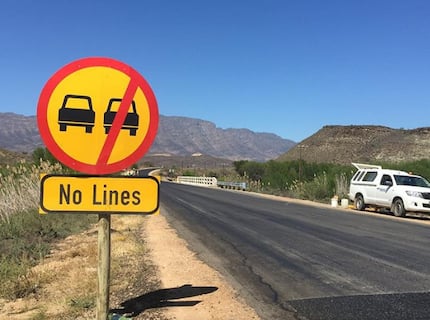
[160,182,430,320]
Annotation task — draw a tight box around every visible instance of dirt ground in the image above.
[0,208,260,319]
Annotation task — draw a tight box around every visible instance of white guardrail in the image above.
[176,176,247,190]
[176,176,218,187]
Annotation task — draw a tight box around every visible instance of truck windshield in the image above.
[394,175,430,188]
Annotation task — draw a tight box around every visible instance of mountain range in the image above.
[1,113,429,166]
[0,112,295,162]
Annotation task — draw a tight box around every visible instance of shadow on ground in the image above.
[110,284,218,317]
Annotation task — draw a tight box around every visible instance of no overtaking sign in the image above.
[37,57,159,175]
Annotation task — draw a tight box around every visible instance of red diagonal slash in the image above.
[97,77,138,166]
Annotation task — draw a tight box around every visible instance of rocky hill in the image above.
[0,113,43,152]
[278,125,430,164]
[0,148,31,166]
[0,113,295,162]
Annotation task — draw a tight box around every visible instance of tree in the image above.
[233,160,248,176]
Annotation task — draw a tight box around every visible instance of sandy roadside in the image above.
[143,208,261,320]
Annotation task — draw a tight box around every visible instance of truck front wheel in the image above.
[392,198,406,217]
[354,194,366,211]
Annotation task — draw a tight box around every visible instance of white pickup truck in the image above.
[348,163,430,217]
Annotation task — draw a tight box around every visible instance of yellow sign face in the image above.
[40,175,159,214]
[48,67,150,164]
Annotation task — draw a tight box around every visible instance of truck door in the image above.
[374,174,394,206]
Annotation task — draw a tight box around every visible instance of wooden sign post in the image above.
[97,214,111,319]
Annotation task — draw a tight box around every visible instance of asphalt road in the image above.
[160,182,430,320]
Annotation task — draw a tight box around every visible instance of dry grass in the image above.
[33,227,99,318]
[0,215,162,319]
[335,172,350,198]
[0,160,63,223]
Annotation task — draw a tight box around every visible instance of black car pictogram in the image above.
[103,98,139,136]
[58,95,95,133]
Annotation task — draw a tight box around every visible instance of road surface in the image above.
[160,182,430,320]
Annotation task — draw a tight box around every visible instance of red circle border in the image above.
[37,57,159,175]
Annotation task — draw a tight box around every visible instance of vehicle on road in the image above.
[103,98,139,136]
[348,163,430,217]
[58,95,95,133]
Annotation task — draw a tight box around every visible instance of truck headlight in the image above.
[405,190,423,198]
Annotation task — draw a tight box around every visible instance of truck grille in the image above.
[422,193,430,200]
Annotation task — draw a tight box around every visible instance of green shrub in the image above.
[233,158,430,201]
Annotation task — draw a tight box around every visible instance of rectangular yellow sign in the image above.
[40,175,159,214]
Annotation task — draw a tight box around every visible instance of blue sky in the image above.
[1,0,429,142]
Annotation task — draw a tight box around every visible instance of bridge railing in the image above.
[176,176,218,187]
[176,176,247,191]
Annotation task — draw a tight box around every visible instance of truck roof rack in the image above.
[352,163,382,170]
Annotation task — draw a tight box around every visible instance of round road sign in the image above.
[37,57,158,175]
